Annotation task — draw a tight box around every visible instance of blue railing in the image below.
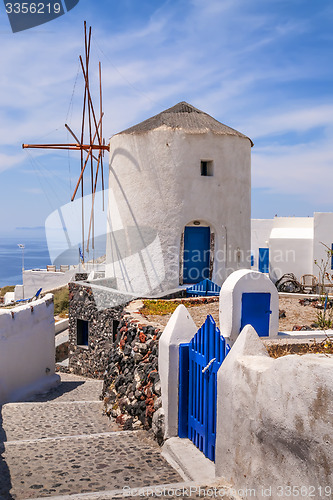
[186,279,221,297]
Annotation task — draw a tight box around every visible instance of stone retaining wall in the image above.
[68,282,125,377]
[68,284,219,440]
[102,314,162,437]
[74,273,88,281]
[68,282,163,438]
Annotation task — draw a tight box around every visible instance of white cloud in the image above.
[0,152,23,173]
[245,104,333,139]
[0,0,329,151]
[252,138,333,203]
[20,187,43,194]
[1,0,332,222]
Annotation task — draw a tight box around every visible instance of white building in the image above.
[105,102,253,294]
[0,295,59,404]
[251,213,333,283]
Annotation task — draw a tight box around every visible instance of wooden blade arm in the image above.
[22,143,109,151]
[71,113,104,201]
[65,124,100,161]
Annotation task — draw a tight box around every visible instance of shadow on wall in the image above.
[109,161,165,295]
[0,407,13,500]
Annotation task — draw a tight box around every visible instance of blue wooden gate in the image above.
[183,226,211,284]
[178,315,230,462]
[241,292,271,337]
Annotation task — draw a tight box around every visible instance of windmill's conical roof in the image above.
[116,101,253,146]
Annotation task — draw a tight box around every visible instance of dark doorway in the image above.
[77,319,89,346]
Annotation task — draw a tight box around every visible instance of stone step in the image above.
[28,481,210,500]
[19,373,105,403]
[55,329,69,347]
[2,402,119,441]
[56,358,69,368]
[25,481,241,500]
[0,431,182,499]
[161,437,215,483]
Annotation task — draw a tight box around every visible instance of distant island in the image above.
[15,226,45,231]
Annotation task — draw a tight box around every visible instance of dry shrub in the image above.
[267,337,333,358]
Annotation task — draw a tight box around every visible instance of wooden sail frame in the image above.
[22,21,109,262]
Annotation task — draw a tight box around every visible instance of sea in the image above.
[0,232,51,288]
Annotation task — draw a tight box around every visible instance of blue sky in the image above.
[0,0,333,236]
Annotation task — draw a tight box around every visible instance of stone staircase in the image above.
[0,374,183,499]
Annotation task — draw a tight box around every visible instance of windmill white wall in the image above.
[105,102,252,295]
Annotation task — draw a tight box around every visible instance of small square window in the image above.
[77,319,89,346]
[201,160,213,176]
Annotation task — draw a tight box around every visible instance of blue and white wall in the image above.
[251,214,333,283]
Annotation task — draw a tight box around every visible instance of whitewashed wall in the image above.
[159,305,197,439]
[4,292,15,305]
[21,268,75,299]
[251,217,314,282]
[215,326,333,498]
[14,285,24,301]
[0,294,60,404]
[313,212,333,280]
[251,219,274,270]
[269,217,313,282]
[106,128,251,294]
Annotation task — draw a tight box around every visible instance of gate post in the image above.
[158,305,197,439]
[219,269,279,345]
[178,343,189,438]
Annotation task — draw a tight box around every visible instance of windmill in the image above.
[23,22,109,263]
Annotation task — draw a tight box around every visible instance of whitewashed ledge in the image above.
[0,294,60,404]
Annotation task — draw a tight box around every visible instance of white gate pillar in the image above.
[158,305,197,439]
[219,269,279,345]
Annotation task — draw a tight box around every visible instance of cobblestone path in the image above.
[0,374,183,499]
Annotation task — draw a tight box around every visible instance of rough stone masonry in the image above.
[68,281,164,442]
[102,315,163,441]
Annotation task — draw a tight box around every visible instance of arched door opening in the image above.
[182,225,211,284]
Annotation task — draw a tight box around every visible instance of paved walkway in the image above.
[0,374,237,500]
[0,374,183,499]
